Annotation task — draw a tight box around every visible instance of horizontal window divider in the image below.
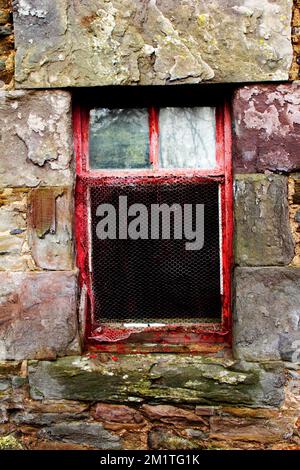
[77,172,226,183]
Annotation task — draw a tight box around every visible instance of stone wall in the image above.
[0,0,300,451]
[0,89,80,360]
[233,84,300,366]
[0,356,299,450]
[290,0,300,80]
[0,0,13,89]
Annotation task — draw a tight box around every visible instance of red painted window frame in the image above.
[74,102,233,353]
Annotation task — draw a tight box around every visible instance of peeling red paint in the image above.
[91,325,144,342]
[87,353,97,359]
[149,107,159,169]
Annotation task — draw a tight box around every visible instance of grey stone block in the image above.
[0,271,80,360]
[37,422,121,450]
[13,0,292,88]
[0,90,73,187]
[234,267,300,363]
[234,175,294,266]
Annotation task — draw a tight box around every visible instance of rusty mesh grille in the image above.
[90,181,221,323]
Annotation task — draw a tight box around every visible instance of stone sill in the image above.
[26,353,285,408]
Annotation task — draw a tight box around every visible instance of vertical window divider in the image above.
[149,107,159,170]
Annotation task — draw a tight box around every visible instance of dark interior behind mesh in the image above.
[90,181,221,323]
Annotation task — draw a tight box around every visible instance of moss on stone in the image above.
[28,354,284,407]
[0,436,23,450]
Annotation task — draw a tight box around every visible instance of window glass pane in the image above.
[89,108,150,169]
[159,107,216,169]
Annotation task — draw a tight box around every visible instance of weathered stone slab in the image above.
[28,354,285,407]
[141,404,206,425]
[0,90,73,187]
[21,399,89,415]
[93,404,145,424]
[13,0,292,88]
[288,174,300,267]
[210,416,293,443]
[234,267,300,362]
[233,84,300,173]
[0,360,22,375]
[0,187,73,271]
[11,410,89,426]
[234,174,294,266]
[37,422,121,450]
[0,188,29,271]
[0,271,80,360]
[0,1,14,89]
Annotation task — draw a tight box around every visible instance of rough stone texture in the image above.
[233,84,300,173]
[210,416,293,443]
[0,90,73,187]
[290,1,300,81]
[0,1,14,89]
[11,410,89,425]
[0,360,22,375]
[289,174,300,267]
[148,427,196,450]
[28,354,285,407]
[28,187,74,270]
[141,404,206,425]
[37,422,121,450]
[93,404,145,424]
[13,0,292,88]
[0,188,30,271]
[0,271,80,360]
[234,267,300,362]
[0,187,73,271]
[0,356,299,450]
[234,174,295,266]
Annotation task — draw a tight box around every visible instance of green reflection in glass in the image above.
[89,108,150,169]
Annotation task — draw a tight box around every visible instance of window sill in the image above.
[87,322,230,354]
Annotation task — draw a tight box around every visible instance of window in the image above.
[74,94,232,352]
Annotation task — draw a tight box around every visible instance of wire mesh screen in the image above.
[90,180,222,323]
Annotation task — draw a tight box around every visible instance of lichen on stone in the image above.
[13,0,293,87]
[0,435,23,450]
